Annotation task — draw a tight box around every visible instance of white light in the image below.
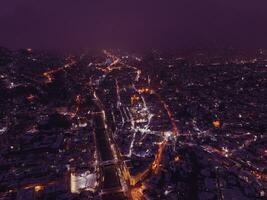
[0,127,7,135]
[70,172,97,193]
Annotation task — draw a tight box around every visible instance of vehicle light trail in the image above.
[151,140,167,175]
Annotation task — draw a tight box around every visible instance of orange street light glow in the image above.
[34,185,44,192]
[213,120,221,128]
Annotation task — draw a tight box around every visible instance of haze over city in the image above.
[1,0,267,50]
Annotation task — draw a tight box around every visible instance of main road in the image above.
[92,92,130,200]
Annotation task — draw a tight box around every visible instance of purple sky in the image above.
[0,0,267,50]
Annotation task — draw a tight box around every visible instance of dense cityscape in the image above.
[0,47,266,200]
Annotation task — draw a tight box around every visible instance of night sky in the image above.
[0,0,267,50]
